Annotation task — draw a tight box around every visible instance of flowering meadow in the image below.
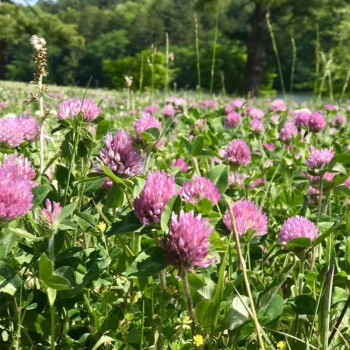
[1,43,350,350]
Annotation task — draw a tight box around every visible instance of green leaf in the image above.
[58,203,77,223]
[161,115,175,136]
[92,336,115,350]
[31,185,51,209]
[334,185,350,197]
[286,237,312,249]
[0,230,17,260]
[329,153,350,169]
[197,198,213,214]
[191,134,204,156]
[258,294,284,324]
[224,296,250,330]
[160,195,181,233]
[196,150,221,159]
[85,178,106,195]
[347,239,350,273]
[101,166,133,188]
[313,222,345,247]
[75,172,106,184]
[75,212,96,230]
[106,211,143,236]
[5,228,38,242]
[195,300,215,330]
[206,165,229,194]
[333,173,349,187]
[259,262,295,308]
[55,165,75,189]
[0,261,21,295]
[96,120,112,140]
[47,288,57,306]
[39,253,70,290]
[140,127,160,142]
[292,295,317,315]
[124,247,167,277]
[106,183,124,208]
[212,238,229,332]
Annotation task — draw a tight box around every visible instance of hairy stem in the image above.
[182,269,195,336]
[39,72,45,175]
[63,119,82,205]
[50,304,55,350]
[226,200,265,350]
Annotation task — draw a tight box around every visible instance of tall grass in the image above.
[313,24,320,97]
[266,13,286,97]
[165,32,169,96]
[290,38,296,94]
[340,67,350,102]
[210,3,219,94]
[194,13,201,96]
[139,53,144,93]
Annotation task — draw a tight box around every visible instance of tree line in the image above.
[1,0,350,96]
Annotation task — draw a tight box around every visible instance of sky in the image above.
[11,0,38,4]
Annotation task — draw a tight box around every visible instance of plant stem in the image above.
[140,300,145,350]
[63,119,82,205]
[194,13,201,96]
[313,24,320,96]
[290,37,296,94]
[165,32,169,96]
[50,304,55,350]
[328,294,350,344]
[316,175,324,226]
[139,54,144,93]
[150,45,155,104]
[266,12,285,97]
[226,200,265,350]
[299,256,305,295]
[182,269,195,336]
[340,67,350,103]
[38,72,45,174]
[210,3,219,94]
[14,277,23,350]
[192,157,201,176]
[310,175,323,269]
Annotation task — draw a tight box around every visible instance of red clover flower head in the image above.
[172,158,189,172]
[38,199,62,233]
[134,171,177,226]
[225,112,241,128]
[270,99,287,112]
[0,153,36,186]
[223,199,268,236]
[180,176,220,206]
[331,114,346,127]
[279,216,318,243]
[0,153,36,223]
[17,116,39,142]
[295,111,311,127]
[308,112,326,132]
[250,118,264,134]
[97,129,144,187]
[306,148,334,170]
[58,98,101,121]
[279,122,298,143]
[247,107,265,120]
[133,112,163,147]
[161,210,215,275]
[222,139,251,166]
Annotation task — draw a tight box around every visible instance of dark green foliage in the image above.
[2,0,349,94]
